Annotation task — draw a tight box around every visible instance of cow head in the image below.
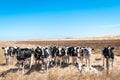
[58,47,62,55]
[65,47,68,56]
[16,47,21,57]
[2,47,9,57]
[2,47,11,65]
[41,47,45,57]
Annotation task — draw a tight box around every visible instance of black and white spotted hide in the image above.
[41,47,51,72]
[2,46,17,65]
[80,47,92,67]
[55,47,66,67]
[2,47,10,65]
[34,46,42,64]
[102,47,114,67]
[16,47,34,74]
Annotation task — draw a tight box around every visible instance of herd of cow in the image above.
[1,45,114,74]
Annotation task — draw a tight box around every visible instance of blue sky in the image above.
[0,0,120,40]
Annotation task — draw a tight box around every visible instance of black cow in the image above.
[15,47,34,74]
[67,46,78,65]
[50,46,59,65]
[55,47,66,67]
[102,46,114,67]
[41,46,51,72]
[51,46,59,58]
[34,46,42,64]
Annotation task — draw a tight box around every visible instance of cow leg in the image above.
[44,62,47,73]
[50,57,53,66]
[8,56,10,65]
[46,61,50,72]
[72,57,74,65]
[62,57,65,66]
[65,56,67,64]
[63,56,66,66]
[51,57,55,66]
[60,57,63,67]
[72,57,76,65]
[13,55,17,65]
[22,62,25,75]
[41,59,44,70]
[6,58,8,65]
[5,56,10,65]
[44,58,48,73]
[12,56,14,65]
[44,62,48,72]
[76,56,78,64]
[88,55,90,67]
[17,62,20,74]
[80,56,83,65]
[35,59,37,65]
[55,57,58,67]
[35,60,38,68]
[29,54,34,69]
[111,59,114,68]
[68,55,70,64]
[85,58,87,66]
[102,56,105,66]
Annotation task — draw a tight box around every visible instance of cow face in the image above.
[16,47,21,57]
[2,47,10,60]
[58,47,62,55]
[4,47,8,54]
[76,47,80,53]
[41,47,45,57]
[103,46,114,59]
[65,47,68,56]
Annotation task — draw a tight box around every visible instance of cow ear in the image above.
[2,47,4,49]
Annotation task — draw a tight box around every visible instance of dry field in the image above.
[0,38,120,80]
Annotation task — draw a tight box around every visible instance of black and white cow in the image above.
[15,47,34,74]
[55,47,66,67]
[67,46,78,65]
[77,47,93,67]
[63,46,69,64]
[102,46,114,67]
[40,46,52,72]
[2,46,17,65]
[50,46,59,66]
[34,46,42,65]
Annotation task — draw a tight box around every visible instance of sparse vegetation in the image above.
[0,39,120,80]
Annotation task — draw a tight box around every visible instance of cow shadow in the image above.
[25,64,42,75]
[91,65,104,71]
[0,68,18,77]
[25,62,71,75]
[61,63,70,68]
[0,64,42,77]
[0,63,6,66]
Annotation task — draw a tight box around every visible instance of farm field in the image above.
[0,38,120,80]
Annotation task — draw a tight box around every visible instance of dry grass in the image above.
[1,67,120,80]
[0,40,120,80]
